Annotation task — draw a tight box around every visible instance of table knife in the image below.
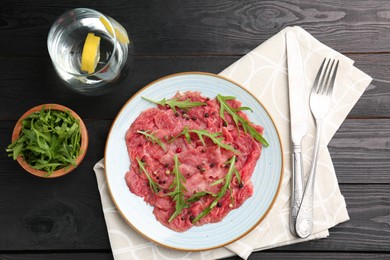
[286,31,308,236]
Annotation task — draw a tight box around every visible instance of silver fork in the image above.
[295,58,339,238]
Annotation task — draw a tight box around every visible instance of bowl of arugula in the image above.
[6,104,88,178]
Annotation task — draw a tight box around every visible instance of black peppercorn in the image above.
[204,113,209,117]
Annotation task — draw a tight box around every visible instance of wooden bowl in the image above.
[11,104,88,178]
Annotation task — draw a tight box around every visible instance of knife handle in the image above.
[290,143,304,236]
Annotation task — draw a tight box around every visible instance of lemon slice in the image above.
[99,17,129,44]
[81,33,101,74]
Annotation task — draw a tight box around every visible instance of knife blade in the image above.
[286,31,308,236]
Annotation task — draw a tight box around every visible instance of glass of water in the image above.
[47,8,134,95]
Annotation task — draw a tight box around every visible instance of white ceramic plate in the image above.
[105,72,283,251]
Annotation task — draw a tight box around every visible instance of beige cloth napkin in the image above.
[93,26,372,259]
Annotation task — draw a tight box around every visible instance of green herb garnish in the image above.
[186,191,216,203]
[216,94,269,147]
[143,96,206,113]
[167,156,216,222]
[192,155,238,224]
[6,106,82,176]
[136,158,161,194]
[169,126,239,154]
[137,130,166,151]
[168,155,188,222]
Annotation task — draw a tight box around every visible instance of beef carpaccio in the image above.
[125,91,265,232]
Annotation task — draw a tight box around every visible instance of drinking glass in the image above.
[47,8,134,95]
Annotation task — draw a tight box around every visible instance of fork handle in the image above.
[296,120,322,238]
[290,143,305,236]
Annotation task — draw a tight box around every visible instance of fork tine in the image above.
[312,58,327,93]
[318,59,332,94]
[321,59,336,95]
[327,60,339,95]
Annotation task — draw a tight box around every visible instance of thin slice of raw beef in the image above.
[125,91,263,232]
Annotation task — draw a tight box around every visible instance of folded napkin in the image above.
[93,26,372,259]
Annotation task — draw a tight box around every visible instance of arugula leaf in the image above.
[186,191,216,203]
[169,126,240,154]
[136,158,161,194]
[6,107,81,176]
[168,155,188,222]
[166,156,217,222]
[192,156,238,224]
[137,130,166,151]
[216,94,269,147]
[143,96,206,113]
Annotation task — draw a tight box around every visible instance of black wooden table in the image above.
[1,1,389,259]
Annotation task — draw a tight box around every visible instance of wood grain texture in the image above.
[0,54,388,121]
[1,252,390,260]
[329,119,390,183]
[0,120,111,251]
[1,0,390,56]
[248,252,390,260]
[0,179,388,251]
[1,0,389,258]
[0,253,113,260]
[275,185,390,252]
[1,119,389,251]
[2,118,389,185]
[346,53,390,118]
[0,56,236,120]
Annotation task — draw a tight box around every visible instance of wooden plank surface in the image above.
[1,0,390,56]
[329,119,390,183]
[0,54,388,121]
[1,119,389,251]
[0,120,111,250]
[0,253,113,260]
[0,176,388,252]
[2,118,390,184]
[1,0,389,258]
[2,252,390,260]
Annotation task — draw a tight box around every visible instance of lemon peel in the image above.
[81,33,101,74]
[99,16,129,44]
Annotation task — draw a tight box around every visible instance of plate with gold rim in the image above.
[104,72,283,251]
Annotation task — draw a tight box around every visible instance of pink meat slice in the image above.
[125,91,263,232]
